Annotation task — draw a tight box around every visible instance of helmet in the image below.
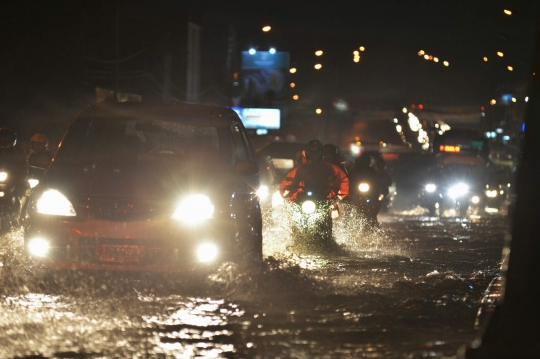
[304,140,324,162]
[0,126,17,149]
[30,133,49,152]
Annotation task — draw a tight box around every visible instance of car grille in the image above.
[71,197,170,222]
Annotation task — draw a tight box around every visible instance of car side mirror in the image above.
[28,152,52,169]
[234,160,259,176]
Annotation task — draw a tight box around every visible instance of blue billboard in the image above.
[231,107,281,130]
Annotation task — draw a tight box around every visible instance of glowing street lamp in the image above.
[418,50,425,56]
[292,95,299,100]
[262,25,272,32]
[483,57,488,62]
[507,65,514,71]
[512,97,517,103]
[504,9,512,15]
[497,51,504,57]
[433,57,439,63]
[315,108,322,114]
[290,83,295,88]
[443,61,449,66]
[490,99,497,105]
[315,50,323,56]
[424,54,430,60]
[289,68,297,74]
[402,107,408,113]
[359,46,365,51]
[314,64,322,70]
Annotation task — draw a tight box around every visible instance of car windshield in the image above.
[55,117,232,166]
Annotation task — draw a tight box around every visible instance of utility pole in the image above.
[114,0,120,100]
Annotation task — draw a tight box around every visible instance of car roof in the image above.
[74,102,242,125]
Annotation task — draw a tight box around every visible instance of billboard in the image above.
[241,51,290,105]
[231,107,280,130]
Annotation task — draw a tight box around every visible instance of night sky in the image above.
[0,0,537,140]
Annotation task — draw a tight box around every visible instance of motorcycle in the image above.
[288,189,340,252]
[351,180,384,227]
[0,168,26,231]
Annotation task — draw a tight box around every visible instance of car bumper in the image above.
[25,215,236,272]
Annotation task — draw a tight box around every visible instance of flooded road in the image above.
[0,206,506,358]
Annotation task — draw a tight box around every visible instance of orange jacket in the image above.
[280,161,349,200]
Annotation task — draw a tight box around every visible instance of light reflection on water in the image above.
[0,207,507,358]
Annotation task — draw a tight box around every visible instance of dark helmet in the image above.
[304,140,324,162]
[0,126,17,149]
[323,143,342,164]
[30,133,49,152]
[354,153,372,167]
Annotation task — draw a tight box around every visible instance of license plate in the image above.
[97,245,145,263]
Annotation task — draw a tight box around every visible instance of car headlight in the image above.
[448,183,469,198]
[28,237,50,257]
[172,194,214,222]
[425,184,437,193]
[196,243,218,263]
[359,183,370,192]
[257,185,269,200]
[471,195,480,204]
[272,191,284,207]
[301,200,316,214]
[485,190,498,198]
[28,179,39,189]
[0,172,7,181]
[36,189,76,216]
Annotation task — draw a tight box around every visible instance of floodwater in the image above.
[0,204,506,358]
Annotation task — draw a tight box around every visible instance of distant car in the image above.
[24,102,262,271]
[257,142,305,180]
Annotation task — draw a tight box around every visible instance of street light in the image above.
[512,97,517,103]
[359,46,365,51]
[433,57,439,63]
[314,64,322,70]
[315,108,322,114]
[418,50,425,56]
[497,51,504,57]
[262,25,271,32]
[269,48,276,54]
[402,107,408,113]
[290,83,295,88]
[490,99,497,105]
[292,95,299,100]
[443,61,449,66]
[504,9,512,15]
[248,48,256,55]
[484,57,488,62]
[315,50,323,56]
[424,54,430,60]
[507,65,514,71]
[290,68,297,73]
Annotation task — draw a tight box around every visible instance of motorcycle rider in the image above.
[0,126,28,213]
[280,140,349,201]
[323,143,348,175]
[348,153,383,227]
[28,133,52,157]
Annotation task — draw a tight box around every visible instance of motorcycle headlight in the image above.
[36,189,76,216]
[0,172,7,182]
[301,200,316,214]
[471,195,480,204]
[448,183,469,198]
[425,184,436,193]
[257,185,269,200]
[485,190,498,198]
[172,194,214,222]
[359,183,370,192]
[272,191,284,207]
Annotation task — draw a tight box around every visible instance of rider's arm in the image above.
[279,167,298,198]
[337,167,349,200]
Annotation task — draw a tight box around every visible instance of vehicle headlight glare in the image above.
[359,183,370,192]
[257,185,269,200]
[0,172,7,182]
[172,194,214,222]
[272,191,284,207]
[471,195,480,204]
[197,243,218,263]
[485,190,498,198]
[36,189,76,216]
[302,200,316,214]
[425,184,436,193]
[28,179,39,189]
[28,237,50,257]
[448,183,469,198]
